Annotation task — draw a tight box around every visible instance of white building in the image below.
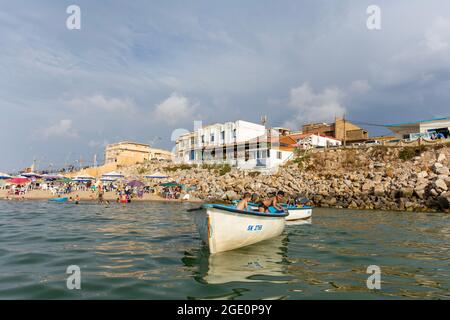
[386,116,450,140]
[175,120,295,171]
[289,133,342,149]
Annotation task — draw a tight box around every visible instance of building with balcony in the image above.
[175,120,295,171]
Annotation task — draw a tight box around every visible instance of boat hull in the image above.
[285,206,312,221]
[195,205,286,254]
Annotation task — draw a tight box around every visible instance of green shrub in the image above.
[248,171,261,177]
[218,164,231,176]
[399,145,427,161]
[164,164,193,172]
[293,152,311,169]
[137,167,147,174]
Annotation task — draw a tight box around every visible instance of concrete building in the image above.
[105,141,172,166]
[289,133,342,149]
[175,120,295,171]
[385,116,450,140]
[302,118,368,143]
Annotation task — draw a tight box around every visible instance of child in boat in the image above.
[258,191,285,213]
[236,192,252,211]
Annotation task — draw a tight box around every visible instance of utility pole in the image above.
[343,114,347,148]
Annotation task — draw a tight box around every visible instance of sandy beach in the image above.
[0,189,203,203]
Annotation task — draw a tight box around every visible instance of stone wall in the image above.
[134,144,450,212]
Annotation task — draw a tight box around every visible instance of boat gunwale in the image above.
[203,204,288,218]
[231,200,313,210]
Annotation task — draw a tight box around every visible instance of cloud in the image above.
[67,94,136,112]
[350,80,371,94]
[284,82,346,128]
[39,119,78,139]
[425,17,450,52]
[153,92,199,125]
[88,139,109,148]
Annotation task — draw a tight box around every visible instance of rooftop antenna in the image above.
[261,115,268,127]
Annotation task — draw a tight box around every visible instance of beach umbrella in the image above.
[144,172,169,179]
[21,172,42,178]
[73,174,95,181]
[7,177,30,184]
[101,177,118,182]
[73,178,92,183]
[55,177,72,183]
[160,182,182,188]
[102,171,124,178]
[127,180,144,187]
[42,174,64,181]
[0,172,12,179]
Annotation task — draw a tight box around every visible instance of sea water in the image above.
[0,200,448,299]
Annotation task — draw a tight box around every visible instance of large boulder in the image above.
[417,171,428,179]
[433,163,449,175]
[223,190,239,201]
[437,193,450,210]
[400,187,414,198]
[434,179,448,192]
[374,185,385,197]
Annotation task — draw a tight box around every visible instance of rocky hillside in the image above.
[131,144,450,212]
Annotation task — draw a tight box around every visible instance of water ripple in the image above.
[0,201,448,299]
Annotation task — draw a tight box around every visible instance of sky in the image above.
[1,0,450,172]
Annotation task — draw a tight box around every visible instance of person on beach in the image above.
[258,191,285,213]
[75,195,80,204]
[236,192,252,211]
[120,192,128,204]
[98,187,104,204]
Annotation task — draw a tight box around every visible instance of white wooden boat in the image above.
[193,204,287,254]
[282,205,313,221]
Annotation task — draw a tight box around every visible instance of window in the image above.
[233,129,237,139]
[201,135,205,143]
[277,151,282,160]
[245,142,249,161]
[211,134,215,142]
[190,137,194,145]
[221,131,225,141]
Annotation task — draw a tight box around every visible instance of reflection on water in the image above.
[183,236,289,284]
[0,201,448,299]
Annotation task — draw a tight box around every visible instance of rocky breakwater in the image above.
[135,144,450,212]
